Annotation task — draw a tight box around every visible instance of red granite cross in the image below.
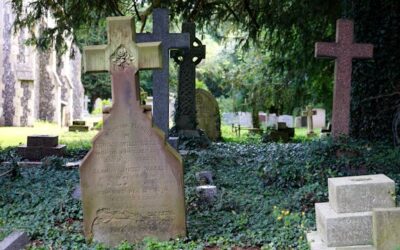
[315,19,373,138]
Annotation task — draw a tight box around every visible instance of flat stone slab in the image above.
[328,174,395,213]
[307,231,375,250]
[17,144,66,161]
[69,125,89,132]
[73,120,86,126]
[0,231,30,250]
[373,207,400,250]
[316,202,373,247]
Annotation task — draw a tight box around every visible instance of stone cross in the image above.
[81,16,186,246]
[315,19,373,138]
[302,106,316,135]
[171,23,206,131]
[136,8,190,136]
[83,95,90,114]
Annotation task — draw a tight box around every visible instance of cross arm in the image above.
[83,45,109,73]
[136,33,157,44]
[351,43,373,59]
[137,42,163,69]
[315,42,338,59]
[168,33,190,49]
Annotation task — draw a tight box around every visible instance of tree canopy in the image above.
[11,0,400,142]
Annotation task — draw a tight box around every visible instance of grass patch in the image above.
[0,121,97,149]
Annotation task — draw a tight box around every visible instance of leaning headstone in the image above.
[137,8,190,136]
[307,174,395,249]
[315,19,373,138]
[0,231,30,250]
[81,16,185,246]
[373,207,400,250]
[195,89,221,141]
[171,23,206,133]
[17,135,66,161]
[69,120,89,132]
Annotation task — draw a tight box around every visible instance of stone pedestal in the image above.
[373,207,400,250]
[69,120,89,132]
[308,174,395,249]
[267,122,295,142]
[17,135,66,161]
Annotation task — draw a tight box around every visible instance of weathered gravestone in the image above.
[80,16,186,246]
[136,8,190,136]
[17,135,66,161]
[302,106,317,136]
[307,174,395,249]
[195,89,221,141]
[171,23,206,134]
[315,19,373,138]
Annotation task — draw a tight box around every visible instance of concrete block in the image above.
[373,207,400,250]
[328,174,395,213]
[316,203,373,247]
[307,231,375,250]
[0,231,30,250]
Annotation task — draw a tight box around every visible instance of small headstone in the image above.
[93,98,103,112]
[168,137,179,150]
[81,16,186,246]
[373,207,400,250]
[315,19,373,138]
[83,95,90,116]
[278,115,294,128]
[17,135,66,161]
[195,89,221,141]
[0,231,30,250]
[196,171,214,185]
[196,185,218,203]
[69,120,89,132]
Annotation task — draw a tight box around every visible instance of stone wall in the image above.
[0,1,84,127]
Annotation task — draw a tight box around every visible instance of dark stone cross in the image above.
[136,8,190,135]
[171,23,206,132]
[315,19,373,138]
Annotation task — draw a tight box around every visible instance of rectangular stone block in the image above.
[0,231,30,250]
[69,125,89,132]
[27,135,58,147]
[307,231,375,250]
[328,174,395,213]
[373,207,400,250]
[17,145,66,161]
[316,203,373,247]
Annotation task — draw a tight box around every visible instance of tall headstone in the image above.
[80,16,186,246]
[195,89,221,141]
[136,8,190,135]
[315,19,373,138]
[171,23,206,132]
[302,106,317,136]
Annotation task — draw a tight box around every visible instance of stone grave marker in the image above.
[171,23,206,133]
[69,120,89,132]
[315,19,373,138]
[83,95,90,116]
[17,135,66,161]
[136,8,190,136]
[308,174,395,249]
[278,115,294,128]
[302,106,317,136]
[80,16,186,246]
[195,89,221,141]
